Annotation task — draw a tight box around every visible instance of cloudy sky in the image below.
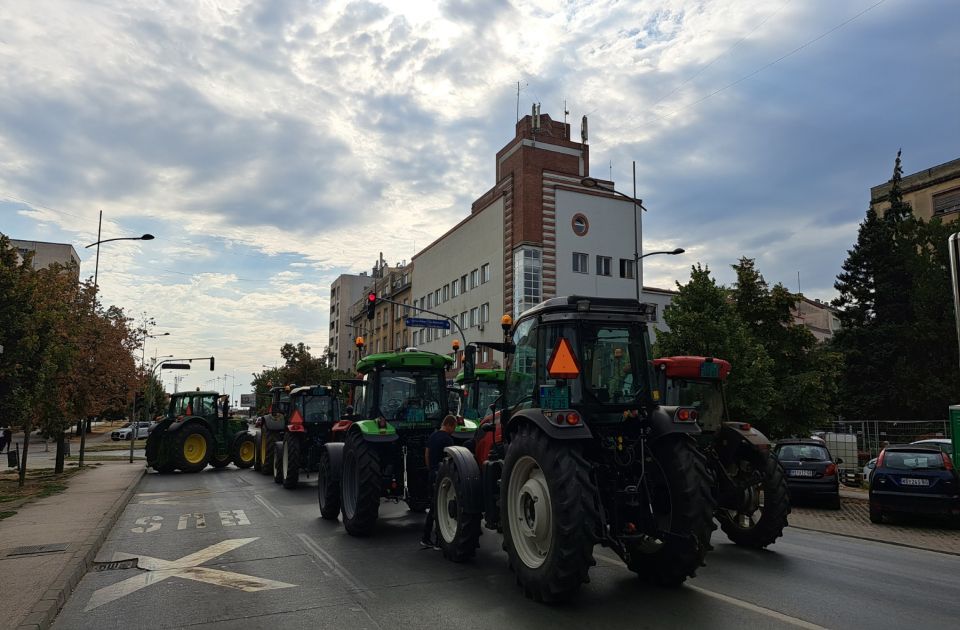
[2,0,958,395]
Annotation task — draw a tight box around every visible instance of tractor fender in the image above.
[506,408,593,441]
[166,416,207,433]
[646,406,702,442]
[350,423,399,444]
[322,442,344,482]
[713,422,771,468]
[441,445,483,513]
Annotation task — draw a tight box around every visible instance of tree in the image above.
[655,264,777,429]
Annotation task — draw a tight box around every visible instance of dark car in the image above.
[868,445,959,524]
[774,440,841,508]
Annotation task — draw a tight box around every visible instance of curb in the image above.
[15,465,146,630]
[789,524,960,557]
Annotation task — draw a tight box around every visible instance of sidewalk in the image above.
[0,461,144,630]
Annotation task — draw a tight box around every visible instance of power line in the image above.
[649,0,889,123]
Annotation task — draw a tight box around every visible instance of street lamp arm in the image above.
[580,178,647,211]
[640,248,685,259]
[85,234,154,248]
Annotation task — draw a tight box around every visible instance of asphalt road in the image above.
[52,465,960,630]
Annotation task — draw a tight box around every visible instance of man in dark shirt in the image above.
[421,415,457,548]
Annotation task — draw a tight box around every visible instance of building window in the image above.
[934,188,960,215]
[460,312,467,329]
[470,307,479,327]
[481,263,490,284]
[596,256,612,277]
[481,302,489,323]
[513,247,542,316]
[403,299,410,317]
[619,258,635,279]
[572,252,588,274]
[461,274,468,294]
[452,279,460,298]
[647,304,658,322]
[442,284,449,302]
[427,293,433,309]
[395,332,401,349]
[434,289,441,305]
[571,213,589,236]
[470,269,479,289]
[412,331,419,346]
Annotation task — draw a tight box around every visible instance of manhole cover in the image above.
[94,558,139,571]
[6,543,69,557]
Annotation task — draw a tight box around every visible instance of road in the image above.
[52,466,960,630]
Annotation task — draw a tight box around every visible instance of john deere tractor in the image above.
[432,296,716,603]
[653,355,790,548]
[317,349,477,532]
[253,386,290,475]
[146,390,256,473]
[455,368,504,421]
[272,385,340,489]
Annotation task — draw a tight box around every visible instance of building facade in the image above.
[346,257,413,367]
[8,239,81,279]
[792,297,841,343]
[328,271,373,371]
[870,156,960,222]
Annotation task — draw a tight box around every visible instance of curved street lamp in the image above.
[641,248,685,259]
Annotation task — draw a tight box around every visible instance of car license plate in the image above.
[900,478,929,486]
[789,469,815,477]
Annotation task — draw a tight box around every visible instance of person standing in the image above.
[421,415,457,549]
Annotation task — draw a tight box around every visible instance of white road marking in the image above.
[219,509,251,526]
[296,533,373,600]
[131,516,163,534]
[84,537,295,612]
[254,494,283,518]
[136,490,209,505]
[177,512,206,530]
[593,552,827,630]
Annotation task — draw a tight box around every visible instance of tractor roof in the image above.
[517,295,653,323]
[455,368,506,383]
[356,350,453,373]
[289,384,334,397]
[653,356,731,380]
[171,390,219,398]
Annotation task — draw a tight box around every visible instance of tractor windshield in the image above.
[580,323,652,405]
[378,369,446,423]
[303,396,333,423]
[664,379,726,427]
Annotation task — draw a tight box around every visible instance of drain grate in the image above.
[5,543,69,557]
[94,558,139,571]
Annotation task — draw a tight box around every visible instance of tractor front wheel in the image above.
[273,441,284,484]
[340,431,381,536]
[435,456,481,562]
[260,430,277,475]
[253,432,263,472]
[501,424,598,602]
[717,450,790,548]
[318,447,341,520]
[282,434,302,489]
[626,436,716,587]
[232,433,257,469]
[174,425,213,473]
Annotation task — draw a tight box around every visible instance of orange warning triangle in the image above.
[547,337,581,379]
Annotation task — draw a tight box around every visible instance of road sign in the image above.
[161,363,191,370]
[240,393,257,407]
[405,317,451,329]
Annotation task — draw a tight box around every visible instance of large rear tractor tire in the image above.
[174,424,213,473]
[273,441,284,484]
[253,432,263,472]
[340,431,382,537]
[260,430,277,476]
[282,434,302,489]
[210,450,232,469]
[435,456,481,562]
[501,424,598,603]
[717,450,790,548]
[318,447,341,520]
[627,436,716,587]
[232,433,257,469]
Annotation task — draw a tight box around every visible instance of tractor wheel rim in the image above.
[436,476,458,544]
[239,441,254,463]
[507,455,551,569]
[183,434,207,464]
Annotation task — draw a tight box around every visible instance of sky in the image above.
[2,0,958,396]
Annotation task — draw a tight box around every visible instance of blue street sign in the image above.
[405,317,451,329]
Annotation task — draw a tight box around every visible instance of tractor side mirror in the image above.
[480,422,496,433]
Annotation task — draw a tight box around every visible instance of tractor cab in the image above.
[653,356,732,434]
[455,369,504,421]
[169,391,219,421]
[287,385,339,427]
[353,350,455,432]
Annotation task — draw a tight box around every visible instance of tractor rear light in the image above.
[565,412,581,426]
[825,463,837,477]
[675,408,696,422]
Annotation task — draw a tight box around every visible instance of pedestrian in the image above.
[421,415,457,549]
[221,396,230,420]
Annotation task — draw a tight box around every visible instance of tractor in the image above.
[454,368,504,422]
[653,355,790,548]
[146,390,257,473]
[252,386,290,475]
[271,384,340,489]
[316,349,477,532]
[431,296,716,603]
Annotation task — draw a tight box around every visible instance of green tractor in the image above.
[455,368,505,422]
[317,349,477,532]
[253,386,290,475]
[272,385,341,489]
[146,390,257,473]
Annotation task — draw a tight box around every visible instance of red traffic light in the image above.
[366,292,377,320]
[368,292,376,302]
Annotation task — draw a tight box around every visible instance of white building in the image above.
[328,272,372,371]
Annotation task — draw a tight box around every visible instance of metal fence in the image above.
[812,420,952,466]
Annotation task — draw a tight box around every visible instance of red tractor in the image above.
[653,356,790,548]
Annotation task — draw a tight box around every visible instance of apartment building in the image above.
[870,156,960,221]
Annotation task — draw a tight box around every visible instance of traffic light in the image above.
[210,357,215,371]
[366,292,377,320]
[464,345,476,381]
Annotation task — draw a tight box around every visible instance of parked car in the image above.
[910,439,954,458]
[111,422,152,441]
[774,439,842,508]
[869,444,959,524]
[863,457,877,487]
